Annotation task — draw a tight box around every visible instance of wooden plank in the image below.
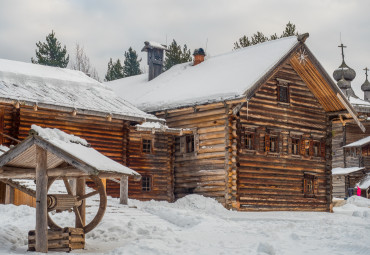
[120,175,128,205]
[35,146,48,253]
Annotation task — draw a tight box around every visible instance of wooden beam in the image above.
[0,167,134,179]
[120,175,128,205]
[1,179,36,197]
[35,146,48,253]
[4,184,14,204]
[75,177,85,228]
[337,93,366,133]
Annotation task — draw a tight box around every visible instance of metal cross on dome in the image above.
[364,67,369,80]
[338,43,346,62]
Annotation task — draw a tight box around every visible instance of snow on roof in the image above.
[357,174,370,189]
[0,145,9,156]
[349,96,370,107]
[145,41,167,50]
[32,125,139,176]
[332,167,365,175]
[343,136,370,148]
[0,58,158,122]
[108,36,299,112]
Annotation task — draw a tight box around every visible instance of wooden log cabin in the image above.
[0,58,176,204]
[109,34,363,211]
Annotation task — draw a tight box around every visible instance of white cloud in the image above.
[0,0,369,97]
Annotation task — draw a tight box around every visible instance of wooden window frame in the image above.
[313,141,321,157]
[179,132,199,157]
[185,135,195,153]
[241,127,257,152]
[290,137,300,155]
[263,130,280,155]
[141,175,152,192]
[142,138,153,154]
[269,136,279,153]
[303,173,318,198]
[277,79,290,105]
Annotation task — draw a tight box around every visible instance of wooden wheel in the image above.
[47,175,107,233]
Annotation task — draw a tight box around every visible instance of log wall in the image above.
[125,128,174,201]
[236,62,331,211]
[155,103,228,205]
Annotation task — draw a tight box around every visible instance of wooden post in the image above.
[35,146,48,253]
[120,175,128,205]
[68,179,76,195]
[75,177,85,228]
[4,184,14,204]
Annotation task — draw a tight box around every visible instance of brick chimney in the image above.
[142,41,167,81]
[193,48,206,66]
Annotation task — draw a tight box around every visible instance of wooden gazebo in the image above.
[0,125,140,253]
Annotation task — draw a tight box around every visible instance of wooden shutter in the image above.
[255,132,260,151]
[309,140,314,156]
[240,127,245,149]
[195,133,200,152]
[288,137,292,154]
[300,139,305,156]
[180,136,186,154]
[320,139,326,158]
[265,134,270,152]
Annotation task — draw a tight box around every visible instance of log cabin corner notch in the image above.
[109,34,361,212]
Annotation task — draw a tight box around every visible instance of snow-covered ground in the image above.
[1,194,370,255]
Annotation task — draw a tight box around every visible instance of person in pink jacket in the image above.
[357,185,361,196]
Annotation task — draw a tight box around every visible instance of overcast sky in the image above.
[0,0,369,98]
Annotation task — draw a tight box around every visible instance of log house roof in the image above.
[108,35,356,118]
[0,58,159,122]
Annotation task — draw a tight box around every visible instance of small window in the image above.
[303,173,317,197]
[141,176,151,191]
[245,133,254,150]
[270,136,278,152]
[304,140,310,156]
[278,85,289,103]
[313,142,320,157]
[185,135,195,153]
[291,138,300,155]
[142,139,152,153]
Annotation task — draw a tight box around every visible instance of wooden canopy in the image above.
[0,130,140,179]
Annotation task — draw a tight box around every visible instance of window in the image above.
[277,79,289,104]
[303,173,317,197]
[245,133,254,150]
[313,142,320,157]
[141,176,151,191]
[142,139,152,153]
[291,138,300,155]
[269,136,278,152]
[185,135,195,153]
[304,140,310,156]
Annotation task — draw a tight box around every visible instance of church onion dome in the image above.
[337,76,351,89]
[361,78,370,91]
[333,61,356,82]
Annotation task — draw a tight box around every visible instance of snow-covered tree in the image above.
[31,30,69,68]
[164,40,192,71]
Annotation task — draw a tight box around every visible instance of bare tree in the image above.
[70,43,100,81]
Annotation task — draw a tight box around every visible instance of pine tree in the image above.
[105,58,124,81]
[164,40,192,71]
[281,22,298,38]
[31,30,69,68]
[233,22,299,49]
[123,47,142,77]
